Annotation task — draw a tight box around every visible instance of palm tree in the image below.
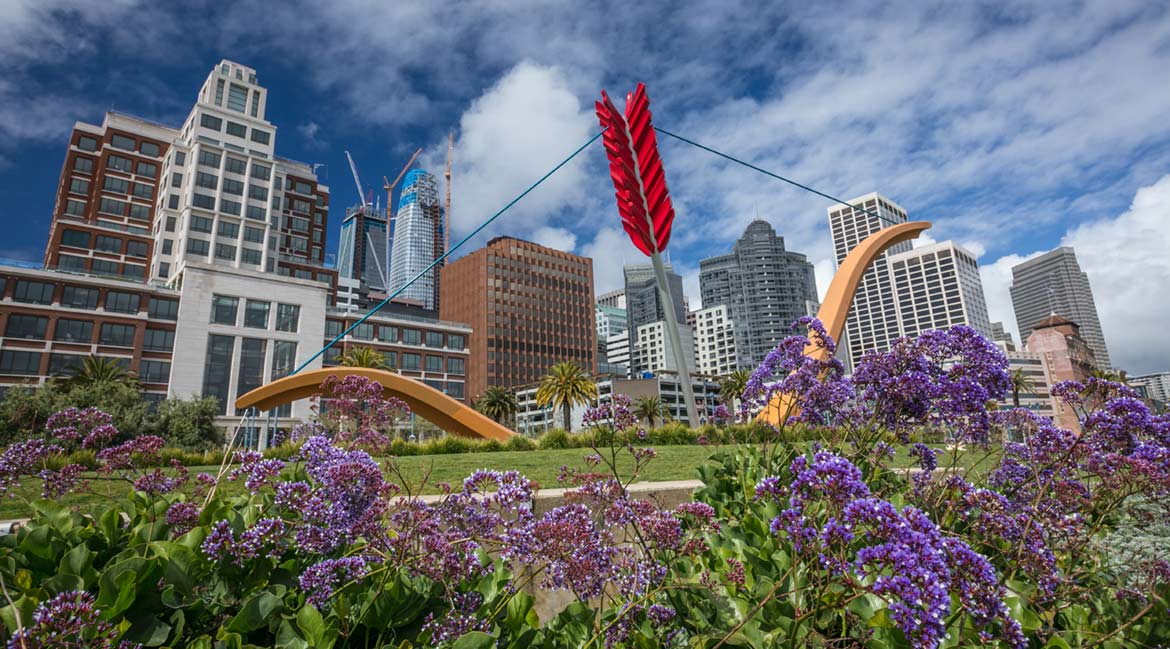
[476,386,518,425]
[1008,368,1035,408]
[63,355,137,387]
[534,362,597,432]
[633,394,664,428]
[719,369,753,410]
[339,346,389,370]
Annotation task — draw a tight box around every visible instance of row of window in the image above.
[323,320,465,349]
[60,230,149,257]
[76,134,162,158]
[322,346,465,376]
[56,255,146,281]
[1,278,178,319]
[199,113,270,146]
[0,349,169,381]
[209,295,300,331]
[3,314,174,350]
[202,334,296,415]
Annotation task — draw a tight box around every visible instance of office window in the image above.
[245,205,266,220]
[244,225,265,243]
[128,204,150,221]
[324,319,343,338]
[148,297,179,320]
[140,141,161,157]
[377,325,397,342]
[5,315,48,340]
[226,122,247,138]
[121,264,145,281]
[272,341,296,380]
[186,238,209,255]
[77,136,98,151]
[447,357,465,375]
[12,280,54,304]
[241,248,262,265]
[349,323,372,340]
[202,335,235,414]
[218,221,239,238]
[61,229,89,248]
[48,354,84,376]
[324,347,342,365]
[446,382,464,400]
[126,240,148,258]
[250,164,271,181]
[161,238,173,255]
[107,155,133,172]
[171,172,183,188]
[425,355,443,373]
[276,303,300,332]
[210,295,238,325]
[99,323,136,347]
[250,129,270,145]
[214,243,236,260]
[104,291,140,314]
[103,177,129,194]
[425,331,444,348]
[402,329,421,345]
[244,300,270,328]
[57,255,86,272]
[227,84,248,113]
[65,199,86,216]
[174,151,186,166]
[235,338,266,413]
[68,178,90,195]
[200,114,223,130]
[140,360,170,384]
[136,162,158,178]
[99,198,125,216]
[251,90,260,117]
[198,150,221,168]
[132,183,153,199]
[73,157,95,173]
[224,158,247,176]
[94,235,121,253]
[165,216,176,232]
[220,199,241,216]
[167,194,179,209]
[192,193,216,210]
[54,318,93,343]
[401,353,420,371]
[0,350,41,375]
[90,259,119,276]
[215,78,225,104]
[191,215,213,233]
[143,328,174,351]
[110,134,135,151]
[222,178,243,195]
[195,172,217,190]
[248,185,267,201]
[424,379,443,392]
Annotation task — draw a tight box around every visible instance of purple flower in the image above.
[39,463,86,499]
[201,520,235,562]
[0,439,60,496]
[165,501,201,536]
[235,517,287,563]
[300,555,376,608]
[421,592,489,646]
[229,450,285,492]
[7,590,126,648]
[741,318,854,425]
[96,435,165,471]
[583,393,638,431]
[46,407,116,452]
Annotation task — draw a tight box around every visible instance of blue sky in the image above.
[2,1,1169,372]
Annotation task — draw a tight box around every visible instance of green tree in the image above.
[719,369,753,410]
[149,397,223,451]
[534,362,597,433]
[63,355,139,388]
[1008,368,1035,409]
[633,394,664,428]
[0,379,149,443]
[475,386,518,425]
[339,346,390,370]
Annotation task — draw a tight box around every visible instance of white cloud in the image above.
[979,251,1044,347]
[297,121,324,148]
[530,226,577,253]
[581,227,642,295]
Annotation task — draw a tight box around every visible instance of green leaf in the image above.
[451,631,495,649]
[1044,636,1073,649]
[122,614,172,647]
[0,595,38,636]
[226,591,283,633]
[296,603,333,648]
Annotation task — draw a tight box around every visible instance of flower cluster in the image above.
[314,375,410,452]
[741,317,854,425]
[6,590,129,648]
[45,406,118,450]
[582,393,638,431]
[299,555,377,608]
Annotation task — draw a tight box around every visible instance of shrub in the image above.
[536,428,573,450]
[504,435,537,452]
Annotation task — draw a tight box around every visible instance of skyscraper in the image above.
[389,169,444,310]
[1010,247,1110,368]
[699,220,818,368]
[440,236,594,400]
[337,205,389,294]
[692,304,738,376]
[827,193,912,368]
[624,263,685,375]
[887,241,993,340]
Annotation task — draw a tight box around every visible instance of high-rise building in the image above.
[1024,314,1097,432]
[990,321,1016,351]
[827,193,912,369]
[337,205,389,295]
[514,373,722,431]
[699,220,818,368]
[1130,372,1170,405]
[595,303,629,376]
[692,304,738,376]
[597,289,626,309]
[440,236,594,400]
[887,241,993,340]
[1010,247,1110,369]
[602,330,631,376]
[388,170,444,310]
[633,321,694,376]
[624,263,684,373]
[596,304,628,340]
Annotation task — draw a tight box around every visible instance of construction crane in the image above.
[343,150,387,288]
[383,148,422,217]
[444,130,453,253]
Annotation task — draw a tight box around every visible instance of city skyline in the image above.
[2,3,1170,372]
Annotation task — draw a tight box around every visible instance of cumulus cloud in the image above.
[530,226,577,253]
[980,175,1170,373]
[297,121,324,149]
[581,227,641,295]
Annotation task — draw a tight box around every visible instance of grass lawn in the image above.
[0,442,1001,520]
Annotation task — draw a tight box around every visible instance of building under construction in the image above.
[388,169,445,310]
[337,204,389,294]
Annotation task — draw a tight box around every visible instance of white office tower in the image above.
[887,241,994,340]
[634,321,695,375]
[827,193,911,370]
[692,305,738,376]
[388,170,443,310]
